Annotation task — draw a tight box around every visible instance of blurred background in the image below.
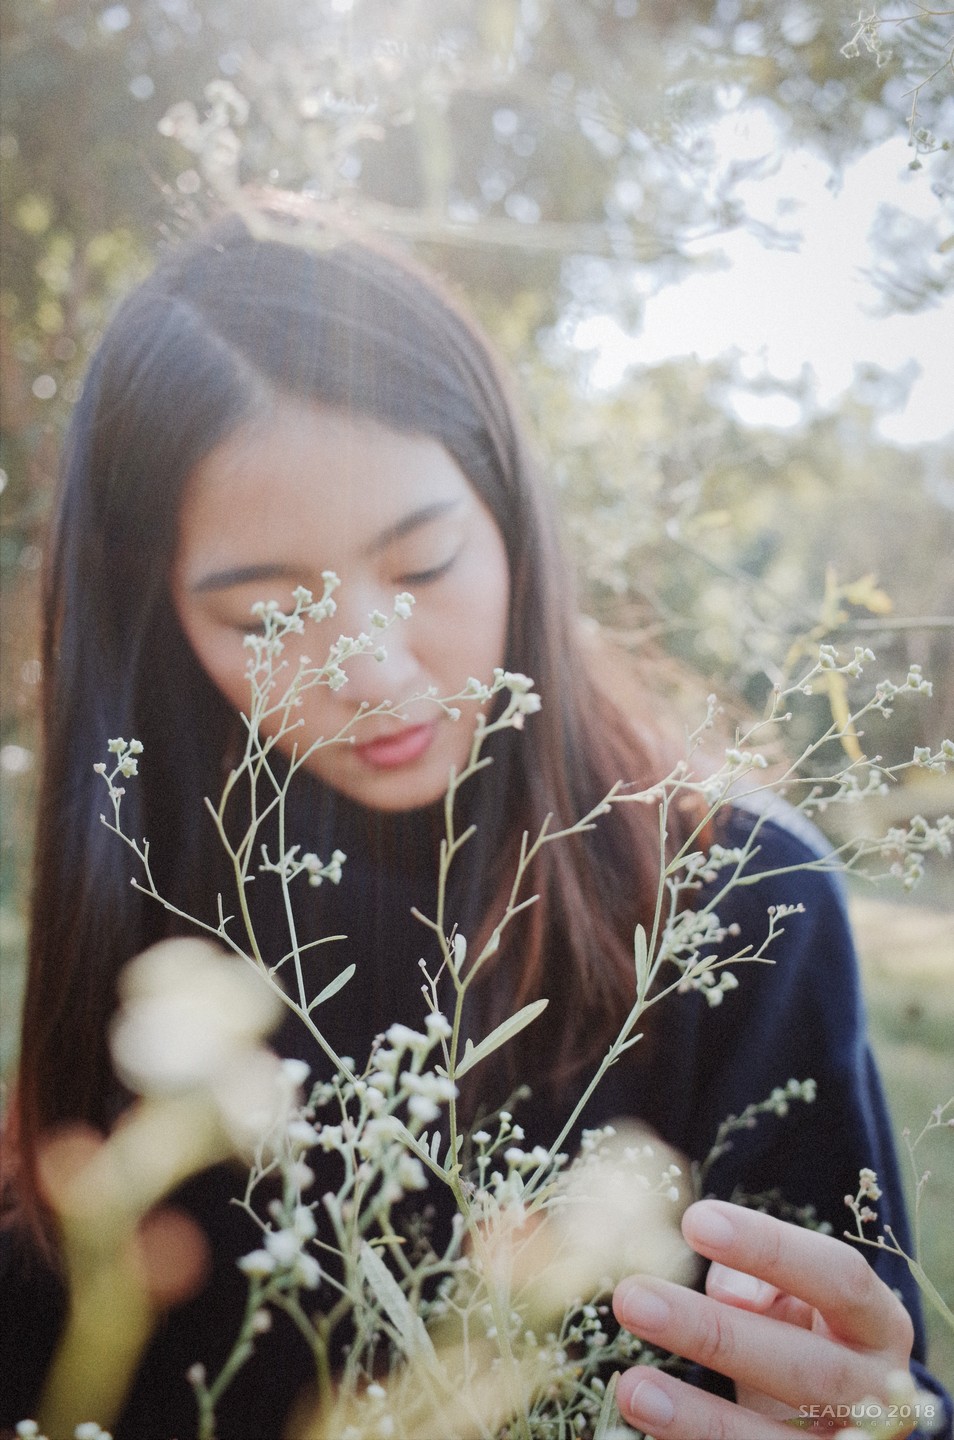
[1,0,952,1383]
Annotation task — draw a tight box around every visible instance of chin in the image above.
[328,763,454,815]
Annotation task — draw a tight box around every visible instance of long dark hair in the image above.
[7,199,699,1239]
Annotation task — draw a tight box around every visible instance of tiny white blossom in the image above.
[238,1249,277,1278]
[396,1154,428,1191]
[294,1252,322,1289]
[282,1058,311,1089]
[407,1094,440,1123]
[385,1022,429,1054]
[265,1228,302,1267]
[287,1119,321,1149]
[293,1205,318,1240]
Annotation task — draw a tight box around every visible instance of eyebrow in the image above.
[190,499,462,594]
[363,498,461,556]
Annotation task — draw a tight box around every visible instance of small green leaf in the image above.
[904,1254,954,1331]
[594,1371,621,1439]
[634,923,649,1000]
[358,1243,438,1364]
[454,999,548,1078]
[307,963,356,1011]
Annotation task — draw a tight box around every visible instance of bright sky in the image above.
[573,110,953,446]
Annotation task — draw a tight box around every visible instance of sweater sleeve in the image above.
[652,800,951,1435]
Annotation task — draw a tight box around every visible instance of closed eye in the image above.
[397,552,459,586]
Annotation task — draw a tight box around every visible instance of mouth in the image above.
[352,721,438,771]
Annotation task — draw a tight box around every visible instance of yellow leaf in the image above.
[842,574,893,616]
[816,670,864,763]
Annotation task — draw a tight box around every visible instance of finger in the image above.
[682,1200,913,1351]
[613,1275,888,1410]
[706,1263,818,1330]
[616,1366,798,1440]
[706,1263,781,1311]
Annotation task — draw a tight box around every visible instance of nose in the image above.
[331,608,425,712]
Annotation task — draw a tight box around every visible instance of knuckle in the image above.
[841,1249,916,1347]
[825,1346,869,1405]
[753,1218,786,1281]
[703,1403,738,1440]
[841,1242,877,1295]
[885,1289,915,1355]
[693,1303,734,1371]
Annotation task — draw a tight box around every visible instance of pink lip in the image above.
[353,722,437,770]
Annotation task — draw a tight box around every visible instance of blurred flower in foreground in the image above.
[110,936,282,1095]
[36,939,285,1438]
[301,1125,695,1440]
[503,1125,697,1317]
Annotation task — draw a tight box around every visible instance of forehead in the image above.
[175,402,476,569]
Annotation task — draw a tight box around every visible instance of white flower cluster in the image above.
[659,903,746,1007]
[238,1016,462,1305]
[881,813,954,890]
[467,1109,551,1221]
[912,738,954,776]
[258,842,347,888]
[158,80,249,183]
[232,1059,327,1298]
[872,663,934,716]
[818,643,876,678]
[699,1079,818,1189]
[844,1164,884,1228]
[813,766,892,809]
[15,1426,112,1440]
[238,1199,322,1291]
[682,965,740,1007]
[492,668,544,730]
[93,736,143,802]
[241,573,413,699]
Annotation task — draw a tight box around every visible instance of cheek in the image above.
[444,538,511,675]
[176,614,253,720]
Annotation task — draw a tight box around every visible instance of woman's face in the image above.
[172,402,511,812]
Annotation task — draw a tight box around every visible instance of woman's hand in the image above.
[612,1198,916,1439]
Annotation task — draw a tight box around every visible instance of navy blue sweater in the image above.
[2,802,950,1438]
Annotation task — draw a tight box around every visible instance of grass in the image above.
[851,894,954,1391]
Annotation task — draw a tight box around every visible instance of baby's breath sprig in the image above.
[845,1100,954,1338]
[696,1078,818,1191]
[88,610,954,1437]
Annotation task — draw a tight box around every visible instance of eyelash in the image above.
[397,554,457,586]
[225,552,458,633]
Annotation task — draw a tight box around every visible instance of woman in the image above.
[1,199,947,1439]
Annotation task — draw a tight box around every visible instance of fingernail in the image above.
[687,1202,735,1250]
[707,1262,776,1305]
[618,1283,670,1332]
[619,1376,675,1429]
